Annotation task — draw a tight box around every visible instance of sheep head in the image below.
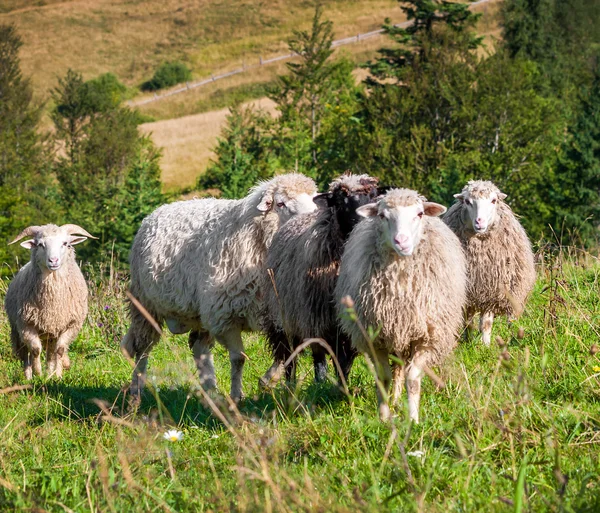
[357,189,446,257]
[255,173,318,223]
[313,174,382,237]
[453,180,507,235]
[9,224,96,272]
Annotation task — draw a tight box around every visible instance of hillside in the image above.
[138,0,502,191]
[1,0,401,98]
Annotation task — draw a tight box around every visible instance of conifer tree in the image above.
[0,24,59,272]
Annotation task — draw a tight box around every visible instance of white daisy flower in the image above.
[163,429,184,442]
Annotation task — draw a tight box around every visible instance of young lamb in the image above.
[5,224,95,379]
[260,174,382,388]
[443,180,536,345]
[121,173,318,402]
[335,189,467,422]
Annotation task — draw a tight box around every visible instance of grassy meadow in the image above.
[0,250,599,512]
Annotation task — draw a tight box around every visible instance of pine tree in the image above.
[52,69,164,266]
[551,72,600,245]
[0,24,60,273]
[368,0,482,81]
[198,106,278,199]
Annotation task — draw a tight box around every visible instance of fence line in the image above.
[128,0,494,107]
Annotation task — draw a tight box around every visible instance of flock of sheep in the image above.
[4,173,536,422]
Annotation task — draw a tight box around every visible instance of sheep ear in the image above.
[312,193,331,209]
[453,193,466,203]
[20,240,35,249]
[69,236,87,246]
[356,203,379,218]
[423,202,447,217]
[257,195,273,212]
[498,192,507,201]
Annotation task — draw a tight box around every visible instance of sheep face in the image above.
[357,189,446,257]
[272,191,317,223]
[454,181,507,234]
[313,187,380,237]
[256,174,318,223]
[20,230,87,273]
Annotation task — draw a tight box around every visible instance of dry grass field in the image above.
[140,97,277,190]
[2,0,402,98]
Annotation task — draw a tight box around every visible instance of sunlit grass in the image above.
[0,251,598,511]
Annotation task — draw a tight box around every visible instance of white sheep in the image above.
[335,189,467,422]
[121,173,318,402]
[5,224,95,379]
[443,180,536,345]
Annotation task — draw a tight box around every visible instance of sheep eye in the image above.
[418,212,424,218]
[466,199,473,206]
[276,202,285,208]
[62,241,68,247]
[491,198,497,204]
[379,213,385,219]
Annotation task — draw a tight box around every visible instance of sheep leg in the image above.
[335,337,357,385]
[22,326,43,379]
[391,363,405,408]
[372,348,392,421]
[47,326,78,379]
[480,312,494,346]
[190,330,217,392]
[216,329,246,403]
[11,328,29,376]
[464,307,476,341]
[406,351,429,424]
[46,340,58,378]
[284,335,301,385]
[311,344,328,383]
[259,326,288,390]
[121,307,162,399]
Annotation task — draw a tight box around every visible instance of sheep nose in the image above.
[48,257,58,265]
[475,218,485,226]
[394,235,409,246]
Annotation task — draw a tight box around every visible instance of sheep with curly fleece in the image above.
[260,174,382,388]
[122,173,318,402]
[335,189,466,422]
[5,224,95,379]
[443,180,536,345]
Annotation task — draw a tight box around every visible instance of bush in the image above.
[141,61,192,92]
[83,72,128,112]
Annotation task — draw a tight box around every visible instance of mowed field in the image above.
[0,254,599,511]
[140,97,278,190]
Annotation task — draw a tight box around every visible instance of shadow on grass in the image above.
[37,378,351,430]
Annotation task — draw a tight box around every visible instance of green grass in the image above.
[0,254,599,511]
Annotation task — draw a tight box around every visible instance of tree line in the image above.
[200,0,600,247]
[1,0,599,276]
[0,25,164,273]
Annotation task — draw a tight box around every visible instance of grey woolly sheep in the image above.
[5,224,95,379]
[121,173,318,402]
[443,180,536,345]
[335,189,467,422]
[260,174,382,388]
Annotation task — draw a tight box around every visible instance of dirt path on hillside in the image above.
[139,98,277,191]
